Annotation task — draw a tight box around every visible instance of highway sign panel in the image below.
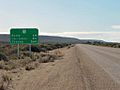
[10,28,39,44]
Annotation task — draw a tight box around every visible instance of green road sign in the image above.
[10,28,39,44]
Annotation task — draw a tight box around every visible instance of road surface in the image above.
[15,44,120,90]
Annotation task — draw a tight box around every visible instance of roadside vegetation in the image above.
[0,43,72,71]
[0,43,73,90]
[85,41,120,48]
[0,74,12,90]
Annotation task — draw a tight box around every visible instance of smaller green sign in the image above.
[10,28,39,44]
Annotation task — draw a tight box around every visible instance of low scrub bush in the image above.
[0,60,20,70]
[23,43,71,53]
[25,62,39,71]
[0,53,8,61]
[0,61,5,69]
[41,56,53,63]
[0,74,12,90]
[25,65,35,71]
[24,45,47,52]
[19,57,32,67]
[53,50,64,57]
[22,52,31,57]
[38,50,64,63]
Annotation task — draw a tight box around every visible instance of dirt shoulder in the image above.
[14,46,84,90]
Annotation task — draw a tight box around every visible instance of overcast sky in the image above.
[0,0,120,42]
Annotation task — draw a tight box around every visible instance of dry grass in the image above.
[53,50,64,57]
[25,62,39,71]
[0,60,19,70]
[0,53,8,61]
[0,46,64,71]
[0,74,12,90]
[0,61,5,69]
[37,50,64,63]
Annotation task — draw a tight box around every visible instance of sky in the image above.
[0,0,120,42]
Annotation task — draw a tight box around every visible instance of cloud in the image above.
[112,25,120,29]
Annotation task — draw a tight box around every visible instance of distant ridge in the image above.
[0,34,106,44]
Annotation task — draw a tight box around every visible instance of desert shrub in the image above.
[67,46,71,49]
[31,45,41,52]
[38,48,47,52]
[25,62,39,71]
[38,50,64,63]
[0,74,12,90]
[114,44,120,48]
[24,45,47,52]
[0,58,33,70]
[0,57,37,70]
[0,48,4,54]
[19,57,32,67]
[53,50,64,57]
[9,48,17,55]
[0,61,5,69]
[9,55,18,60]
[45,45,54,50]
[88,42,120,48]
[37,53,55,63]
[48,44,57,50]
[66,44,74,49]
[3,61,18,70]
[22,43,70,53]
[25,65,35,71]
[70,44,75,47]
[54,44,63,48]
[41,56,52,63]
[22,51,31,57]
[0,53,8,61]
[30,54,37,61]
[4,65,15,71]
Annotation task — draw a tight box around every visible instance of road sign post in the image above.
[17,44,20,58]
[29,44,32,55]
[10,28,39,58]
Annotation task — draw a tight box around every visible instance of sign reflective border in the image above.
[10,28,39,44]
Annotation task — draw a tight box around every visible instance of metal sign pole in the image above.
[17,44,20,59]
[29,44,32,55]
